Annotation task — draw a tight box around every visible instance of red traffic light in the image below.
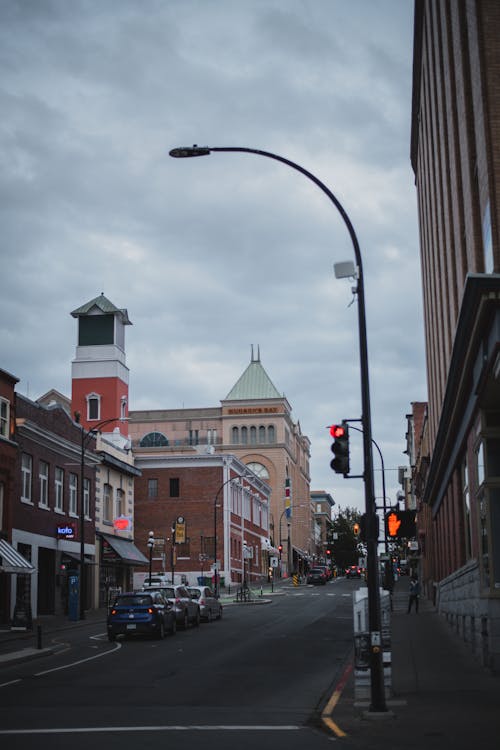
[329,424,346,438]
[278,544,283,552]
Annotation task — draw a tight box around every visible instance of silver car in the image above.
[143,584,200,629]
[187,586,223,622]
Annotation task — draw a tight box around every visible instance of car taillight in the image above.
[147,607,154,614]
[110,608,117,615]
[175,598,181,605]
[200,598,206,605]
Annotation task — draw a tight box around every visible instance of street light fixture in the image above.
[147,531,155,583]
[76,414,128,621]
[169,144,386,713]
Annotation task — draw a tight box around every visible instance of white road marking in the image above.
[0,725,303,734]
[34,640,121,676]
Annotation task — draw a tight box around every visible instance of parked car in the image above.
[142,584,200,629]
[107,591,176,641]
[345,565,362,579]
[187,585,223,621]
[306,567,327,585]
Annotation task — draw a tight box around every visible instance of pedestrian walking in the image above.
[407,573,420,613]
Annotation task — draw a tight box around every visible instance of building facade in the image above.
[128,348,312,576]
[132,454,271,588]
[411,0,500,669]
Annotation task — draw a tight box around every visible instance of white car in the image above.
[187,586,223,622]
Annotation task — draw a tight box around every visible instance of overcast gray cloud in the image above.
[0,0,425,512]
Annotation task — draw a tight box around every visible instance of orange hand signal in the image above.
[388,512,402,537]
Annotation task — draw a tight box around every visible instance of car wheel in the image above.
[217,606,223,620]
[157,621,165,640]
[194,609,200,627]
[180,611,188,630]
[169,617,177,636]
[108,631,116,642]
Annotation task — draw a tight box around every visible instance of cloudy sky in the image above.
[1,0,426,513]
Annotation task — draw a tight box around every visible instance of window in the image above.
[176,539,190,558]
[477,442,485,486]
[21,454,32,502]
[268,425,275,443]
[170,478,180,497]
[189,429,199,446]
[39,461,49,508]
[244,492,251,520]
[250,426,257,444]
[148,478,158,498]
[231,426,239,444]
[202,536,215,558]
[140,432,169,447]
[83,477,90,517]
[0,398,9,438]
[241,426,248,444]
[116,488,124,518]
[207,429,217,445]
[258,425,265,443]
[103,484,112,523]
[87,393,100,421]
[120,396,127,420]
[55,467,64,511]
[463,459,472,559]
[69,473,78,515]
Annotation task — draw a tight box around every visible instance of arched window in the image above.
[139,431,169,447]
[241,426,248,444]
[250,426,257,444]
[86,392,101,421]
[268,425,276,443]
[258,425,266,443]
[232,426,239,444]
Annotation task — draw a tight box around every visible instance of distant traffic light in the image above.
[278,544,283,558]
[330,421,350,475]
[353,522,360,537]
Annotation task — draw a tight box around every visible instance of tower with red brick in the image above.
[70,294,131,435]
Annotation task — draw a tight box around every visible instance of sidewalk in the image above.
[330,578,500,749]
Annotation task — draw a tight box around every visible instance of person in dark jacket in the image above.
[407,574,420,613]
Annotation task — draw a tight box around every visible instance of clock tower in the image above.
[70,293,132,435]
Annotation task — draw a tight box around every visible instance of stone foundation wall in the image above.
[437,560,500,672]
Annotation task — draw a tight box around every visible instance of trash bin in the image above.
[197,576,207,585]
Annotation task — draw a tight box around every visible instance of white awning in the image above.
[0,539,36,575]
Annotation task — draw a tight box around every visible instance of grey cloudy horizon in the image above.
[1,0,426,513]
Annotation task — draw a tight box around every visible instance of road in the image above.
[0,578,357,748]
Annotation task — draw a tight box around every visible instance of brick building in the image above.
[129,348,312,576]
[410,0,500,668]
[133,454,272,588]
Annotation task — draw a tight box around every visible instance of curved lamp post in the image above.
[213,467,255,597]
[169,145,386,712]
[77,415,128,621]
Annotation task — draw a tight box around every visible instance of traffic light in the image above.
[385,509,416,539]
[278,544,283,558]
[353,522,360,537]
[330,421,350,475]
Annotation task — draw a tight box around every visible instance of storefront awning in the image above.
[0,539,36,575]
[292,545,310,560]
[100,534,149,566]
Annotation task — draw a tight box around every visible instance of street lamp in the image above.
[213,467,254,598]
[169,144,386,712]
[76,414,128,621]
[147,531,155,583]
